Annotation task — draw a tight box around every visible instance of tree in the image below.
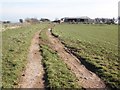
[19,19,23,23]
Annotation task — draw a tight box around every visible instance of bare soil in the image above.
[18,31,45,88]
[46,28,106,88]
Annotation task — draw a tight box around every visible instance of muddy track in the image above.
[18,31,45,88]
[47,28,106,88]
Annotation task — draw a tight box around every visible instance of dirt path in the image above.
[18,31,45,88]
[47,28,106,88]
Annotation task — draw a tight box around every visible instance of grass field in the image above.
[52,24,119,88]
[2,23,119,88]
[2,23,48,88]
[39,28,81,88]
[2,23,81,88]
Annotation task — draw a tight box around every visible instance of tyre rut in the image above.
[18,31,45,88]
[47,28,106,88]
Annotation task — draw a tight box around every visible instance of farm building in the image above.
[52,20,61,23]
[94,18,115,24]
[40,18,50,22]
[61,17,117,24]
[61,16,93,24]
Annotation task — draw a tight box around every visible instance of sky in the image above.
[0,0,119,22]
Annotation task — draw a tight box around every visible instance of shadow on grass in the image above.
[39,48,49,90]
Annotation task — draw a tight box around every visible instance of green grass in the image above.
[39,28,81,88]
[53,24,118,53]
[2,23,48,88]
[52,24,119,89]
[40,45,80,88]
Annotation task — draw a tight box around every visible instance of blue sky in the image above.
[0,0,119,22]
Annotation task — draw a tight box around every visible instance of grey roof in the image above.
[64,16,91,19]
[79,16,90,19]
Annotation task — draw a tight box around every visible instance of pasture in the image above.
[2,23,80,88]
[52,24,119,88]
[2,22,119,89]
[2,23,48,88]
[39,28,80,88]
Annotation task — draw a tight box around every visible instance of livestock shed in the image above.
[94,18,115,24]
[61,16,92,24]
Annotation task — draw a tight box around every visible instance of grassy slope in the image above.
[39,27,81,88]
[52,24,119,88]
[2,23,48,88]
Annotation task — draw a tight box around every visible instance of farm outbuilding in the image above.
[94,18,116,24]
[40,18,50,22]
[61,16,92,24]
